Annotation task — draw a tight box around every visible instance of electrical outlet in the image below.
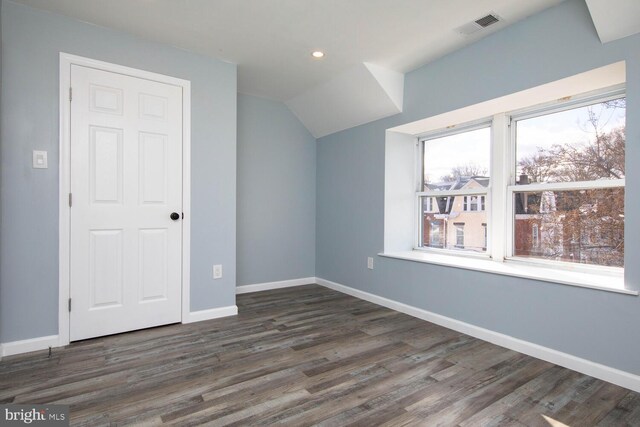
[213,264,222,279]
[367,257,374,270]
[32,150,48,169]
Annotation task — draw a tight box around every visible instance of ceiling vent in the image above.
[456,13,502,36]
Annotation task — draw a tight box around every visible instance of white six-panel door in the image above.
[70,64,183,341]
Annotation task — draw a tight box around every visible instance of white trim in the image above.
[236,277,316,294]
[183,305,238,324]
[1,335,60,358]
[415,136,423,249]
[316,277,640,393]
[58,53,192,346]
[58,54,71,347]
[413,246,490,260]
[181,74,192,323]
[506,255,623,276]
[406,80,627,282]
[506,111,518,258]
[509,85,625,121]
[379,251,634,295]
[492,114,510,261]
[417,188,487,197]
[508,179,625,193]
[416,118,493,140]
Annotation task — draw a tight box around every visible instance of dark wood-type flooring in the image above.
[1,284,639,426]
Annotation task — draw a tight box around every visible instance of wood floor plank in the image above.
[406,356,554,424]
[0,284,636,426]
[597,391,640,426]
[555,381,631,426]
[458,364,574,426]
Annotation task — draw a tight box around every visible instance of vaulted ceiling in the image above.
[13,0,638,137]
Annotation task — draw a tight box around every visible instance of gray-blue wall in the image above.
[3,0,640,378]
[237,94,316,285]
[0,1,237,342]
[316,0,640,374]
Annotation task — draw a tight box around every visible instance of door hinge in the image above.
[69,87,73,102]
[182,212,184,219]
[68,298,72,312]
[69,193,73,207]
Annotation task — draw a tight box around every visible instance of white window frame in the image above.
[383,62,634,294]
[415,120,493,257]
[414,85,625,274]
[504,87,625,273]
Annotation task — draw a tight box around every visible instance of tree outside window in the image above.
[514,97,625,267]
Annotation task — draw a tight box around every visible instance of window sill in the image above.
[378,251,637,296]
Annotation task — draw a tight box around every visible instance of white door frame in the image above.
[58,53,191,346]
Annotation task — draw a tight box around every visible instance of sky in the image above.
[423,127,490,183]
[423,98,626,184]
[516,98,626,167]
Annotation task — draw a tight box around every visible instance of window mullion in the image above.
[415,138,423,248]
[490,114,510,261]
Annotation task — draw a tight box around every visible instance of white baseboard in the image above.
[1,306,239,358]
[0,335,60,358]
[316,277,640,393]
[236,277,316,294]
[183,305,238,324]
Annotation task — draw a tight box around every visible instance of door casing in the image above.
[58,53,191,347]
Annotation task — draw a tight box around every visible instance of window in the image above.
[429,221,442,247]
[424,197,437,213]
[463,195,485,211]
[455,224,465,248]
[384,64,628,291]
[418,126,490,253]
[511,94,625,267]
[416,86,625,270]
[482,223,488,250]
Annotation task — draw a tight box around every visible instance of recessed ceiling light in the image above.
[311,51,325,59]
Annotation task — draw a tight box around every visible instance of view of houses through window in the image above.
[513,97,626,267]
[421,127,490,253]
[419,92,625,268]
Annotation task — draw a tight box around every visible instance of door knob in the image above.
[170,212,180,221]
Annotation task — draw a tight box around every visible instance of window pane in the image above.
[421,196,487,253]
[421,127,490,254]
[513,188,624,267]
[464,195,483,212]
[455,225,464,247]
[516,98,625,184]
[423,127,490,188]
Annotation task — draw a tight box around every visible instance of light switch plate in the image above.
[33,150,48,169]
[213,264,222,279]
